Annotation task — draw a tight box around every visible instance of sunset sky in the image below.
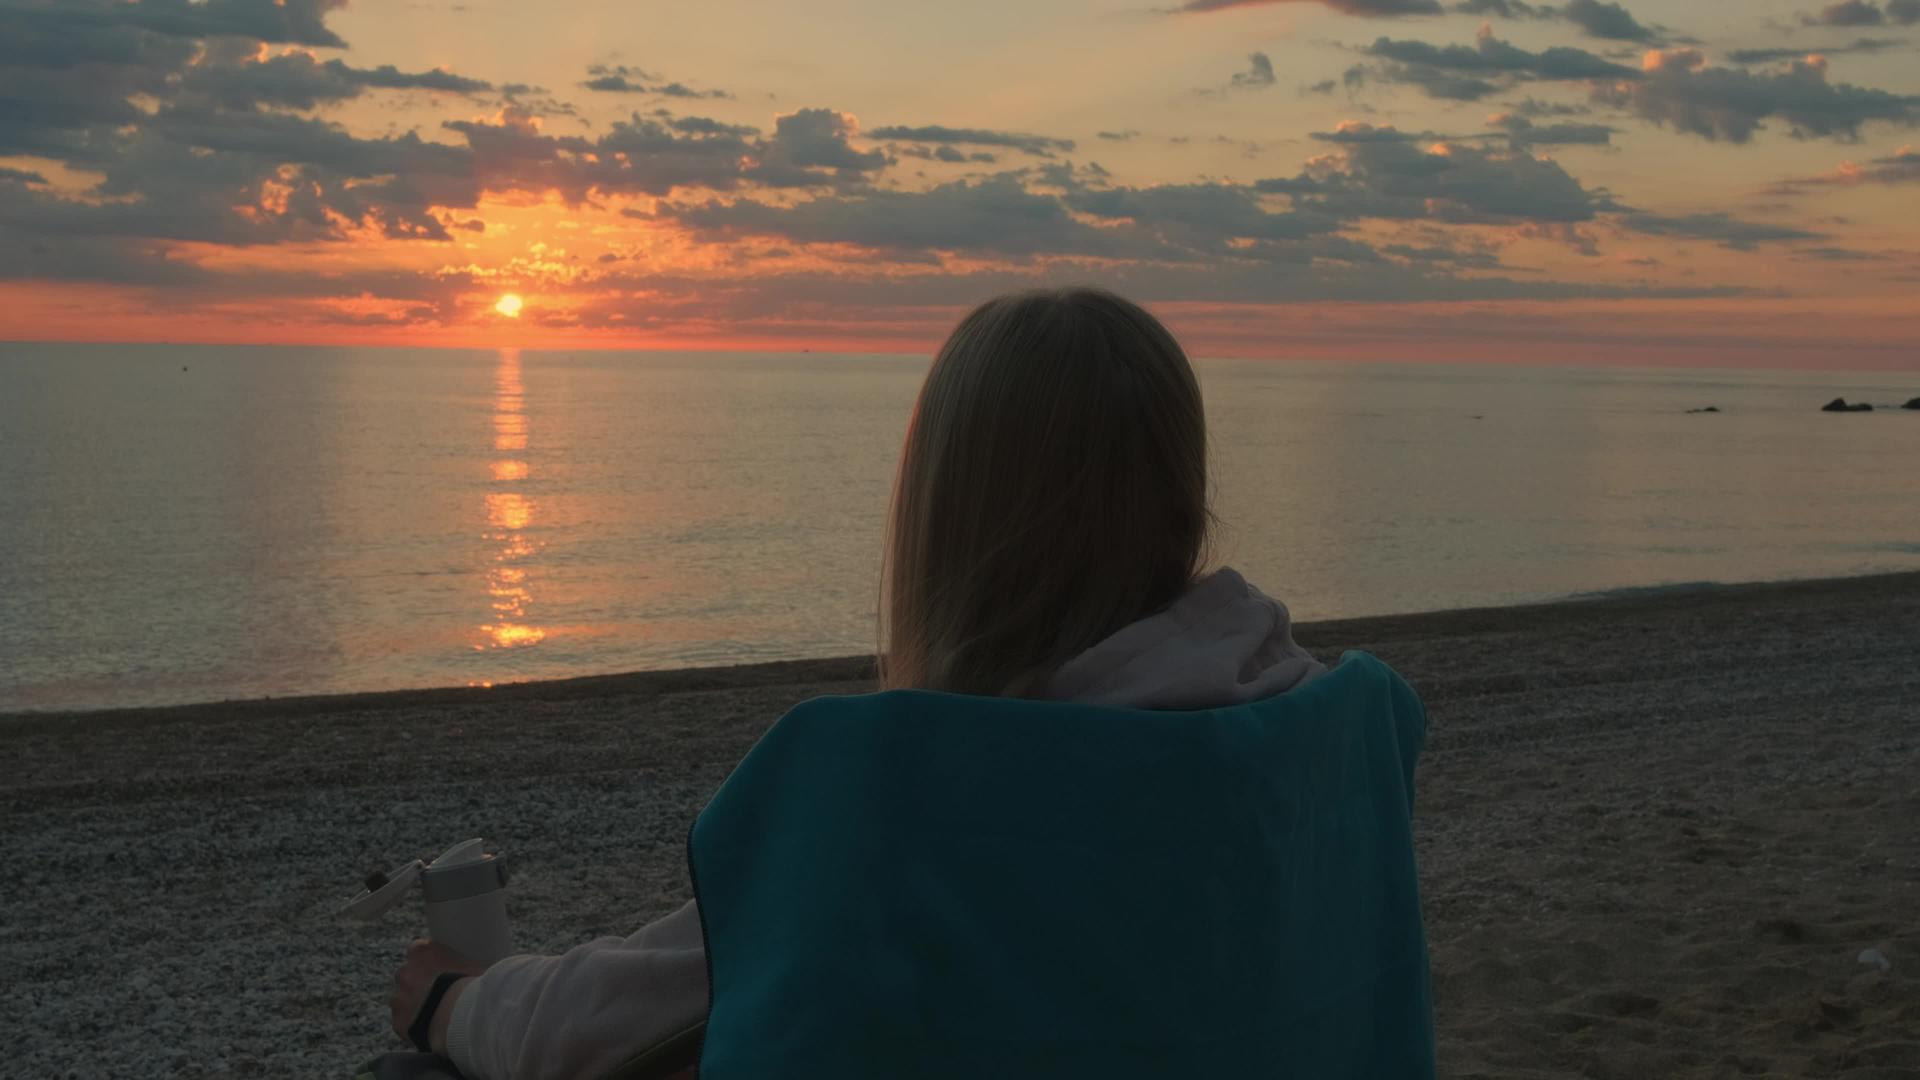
[3,0,1918,366]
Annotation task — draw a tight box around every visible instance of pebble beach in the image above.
[3,571,1917,1078]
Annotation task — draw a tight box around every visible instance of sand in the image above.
[3,571,1916,1078]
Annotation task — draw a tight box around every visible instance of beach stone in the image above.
[1858,948,1891,971]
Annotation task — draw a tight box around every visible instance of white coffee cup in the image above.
[344,838,514,966]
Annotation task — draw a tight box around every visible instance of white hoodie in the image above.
[444,567,1324,1080]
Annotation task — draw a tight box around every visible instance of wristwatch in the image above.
[408,972,468,1054]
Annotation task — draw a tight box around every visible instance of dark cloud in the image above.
[1312,64,1374,95]
[0,0,485,161]
[446,107,754,200]
[0,11,195,154]
[1357,27,1636,99]
[495,83,581,120]
[1309,121,1479,143]
[1375,66,1502,100]
[0,130,457,248]
[1798,0,1920,25]
[581,74,644,91]
[579,64,731,100]
[1452,0,1665,41]
[656,82,725,100]
[0,0,351,142]
[1509,96,1594,116]
[178,49,492,111]
[1860,143,1920,177]
[1232,52,1279,88]
[663,169,1380,271]
[1806,0,1886,23]
[1097,129,1142,140]
[748,108,890,188]
[1488,112,1616,147]
[0,167,49,185]
[867,125,1075,157]
[1726,37,1906,64]
[1,4,190,72]
[663,174,1147,258]
[1617,211,1824,249]
[1367,29,1638,79]
[1304,78,1341,94]
[1794,245,1888,260]
[1261,125,1609,223]
[146,106,471,181]
[1,83,893,273]
[1061,181,1343,251]
[97,0,350,47]
[1768,145,1920,189]
[648,177,1667,306]
[1171,0,1444,14]
[896,144,996,163]
[1380,239,1504,267]
[1561,0,1657,41]
[0,226,222,286]
[1454,0,1550,17]
[444,106,886,199]
[1595,50,1919,143]
[663,114,759,138]
[349,64,492,94]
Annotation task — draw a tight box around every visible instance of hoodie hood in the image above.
[1041,567,1327,710]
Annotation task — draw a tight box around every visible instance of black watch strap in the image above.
[408,971,467,1054]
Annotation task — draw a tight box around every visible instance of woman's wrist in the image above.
[429,977,471,1057]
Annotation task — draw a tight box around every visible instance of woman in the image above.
[389,287,1329,1079]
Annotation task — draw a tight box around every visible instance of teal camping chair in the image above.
[688,650,1435,1079]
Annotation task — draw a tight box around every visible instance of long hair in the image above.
[878,287,1215,697]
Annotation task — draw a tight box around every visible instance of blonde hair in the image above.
[878,287,1214,697]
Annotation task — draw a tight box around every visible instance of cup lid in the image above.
[431,838,488,868]
[340,858,425,920]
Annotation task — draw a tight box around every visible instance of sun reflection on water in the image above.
[486,492,533,531]
[479,348,546,651]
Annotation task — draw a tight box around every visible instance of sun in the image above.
[493,293,524,319]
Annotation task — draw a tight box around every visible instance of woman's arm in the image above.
[442,899,708,1080]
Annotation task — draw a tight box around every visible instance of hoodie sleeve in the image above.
[444,898,708,1080]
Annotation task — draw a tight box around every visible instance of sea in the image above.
[2,342,1916,713]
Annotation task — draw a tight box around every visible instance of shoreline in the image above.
[7,567,1917,727]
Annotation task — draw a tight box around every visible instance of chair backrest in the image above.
[688,650,1434,1080]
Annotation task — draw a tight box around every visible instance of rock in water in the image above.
[1822,398,1873,413]
[1903,397,1920,410]
[1686,406,1721,414]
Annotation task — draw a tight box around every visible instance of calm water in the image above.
[3,343,1916,713]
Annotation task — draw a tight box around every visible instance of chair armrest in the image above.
[595,1020,705,1080]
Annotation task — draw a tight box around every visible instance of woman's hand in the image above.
[389,939,487,1054]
